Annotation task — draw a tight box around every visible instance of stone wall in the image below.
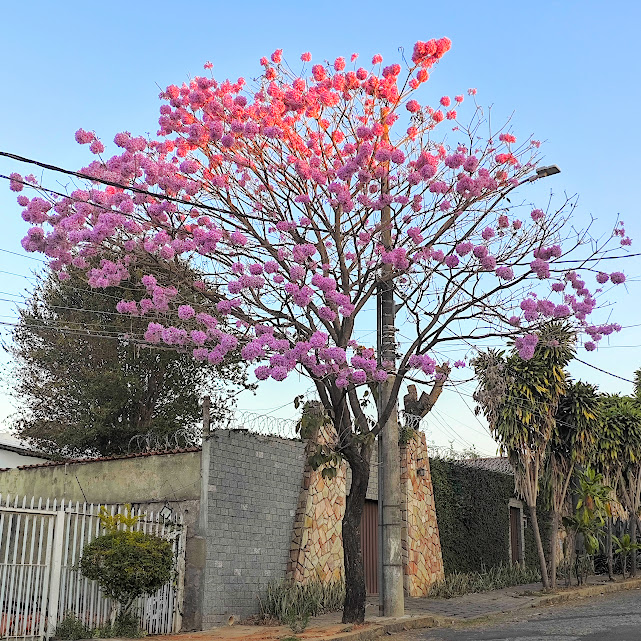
[288,421,346,583]
[400,432,444,596]
[203,430,306,626]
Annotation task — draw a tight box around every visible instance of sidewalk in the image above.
[155,575,641,641]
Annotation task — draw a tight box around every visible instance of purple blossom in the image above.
[178,305,195,320]
[456,241,473,256]
[495,266,514,280]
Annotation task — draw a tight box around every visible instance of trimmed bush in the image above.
[80,529,172,613]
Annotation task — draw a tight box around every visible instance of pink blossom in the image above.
[596,272,609,284]
[495,266,514,280]
[406,99,421,113]
[372,54,383,64]
[178,305,195,320]
[230,230,248,246]
[456,242,473,256]
[89,140,105,155]
[75,128,94,144]
[9,173,23,192]
[301,52,312,62]
[530,209,545,222]
[610,272,626,284]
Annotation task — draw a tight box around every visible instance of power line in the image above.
[573,358,635,384]
[0,151,232,216]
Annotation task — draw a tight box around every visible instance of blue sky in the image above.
[0,1,640,454]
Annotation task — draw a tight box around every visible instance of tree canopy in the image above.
[7,268,248,457]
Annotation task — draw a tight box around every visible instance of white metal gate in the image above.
[0,495,186,640]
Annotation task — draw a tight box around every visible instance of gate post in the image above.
[45,508,66,638]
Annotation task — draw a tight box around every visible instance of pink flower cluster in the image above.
[514,333,538,360]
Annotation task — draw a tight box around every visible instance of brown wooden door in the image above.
[360,500,378,594]
[510,506,521,564]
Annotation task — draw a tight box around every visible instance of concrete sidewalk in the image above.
[154,576,641,641]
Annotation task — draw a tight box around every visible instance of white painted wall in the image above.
[0,431,49,468]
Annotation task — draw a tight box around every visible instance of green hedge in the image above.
[430,459,549,574]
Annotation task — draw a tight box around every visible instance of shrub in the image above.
[427,563,541,598]
[80,529,172,614]
[259,579,344,627]
[53,613,91,640]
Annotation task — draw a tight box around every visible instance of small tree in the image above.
[473,321,576,588]
[80,506,173,619]
[605,395,641,577]
[562,468,611,585]
[546,380,601,587]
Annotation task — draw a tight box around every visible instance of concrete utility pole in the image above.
[377,174,404,617]
[374,162,561,617]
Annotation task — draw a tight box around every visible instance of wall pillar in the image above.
[288,420,346,583]
[400,431,444,596]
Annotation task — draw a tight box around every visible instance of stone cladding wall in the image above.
[400,431,445,595]
[288,421,346,583]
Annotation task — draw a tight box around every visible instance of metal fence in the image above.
[0,495,185,640]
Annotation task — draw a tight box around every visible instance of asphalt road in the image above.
[405,588,641,641]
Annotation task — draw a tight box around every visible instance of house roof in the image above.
[0,446,202,472]
[456,456,514,475]
[0,432,51,459]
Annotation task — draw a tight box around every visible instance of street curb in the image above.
[326,578,641,641]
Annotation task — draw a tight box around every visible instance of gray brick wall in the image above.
[203,430,306,624]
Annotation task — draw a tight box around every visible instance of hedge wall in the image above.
[430,458,549,574]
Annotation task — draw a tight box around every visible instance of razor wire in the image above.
[127,407,432,454]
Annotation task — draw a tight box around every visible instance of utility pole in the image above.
[377,173,404,617]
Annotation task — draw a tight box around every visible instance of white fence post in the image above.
[45,507,66,639]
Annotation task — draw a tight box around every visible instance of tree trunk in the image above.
[632,514,637,578]
[549,509,558,589]
[341,447,371,624]
[606,517,614,580]
[528,503,550,588]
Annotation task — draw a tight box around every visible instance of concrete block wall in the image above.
[203,430,306,625]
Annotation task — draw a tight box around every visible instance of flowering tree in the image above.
[8,38,630,621]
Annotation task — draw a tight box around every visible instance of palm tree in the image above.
[473,321,575,588]
[547,381,601,587]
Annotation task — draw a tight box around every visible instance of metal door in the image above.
[360,500,378,595]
